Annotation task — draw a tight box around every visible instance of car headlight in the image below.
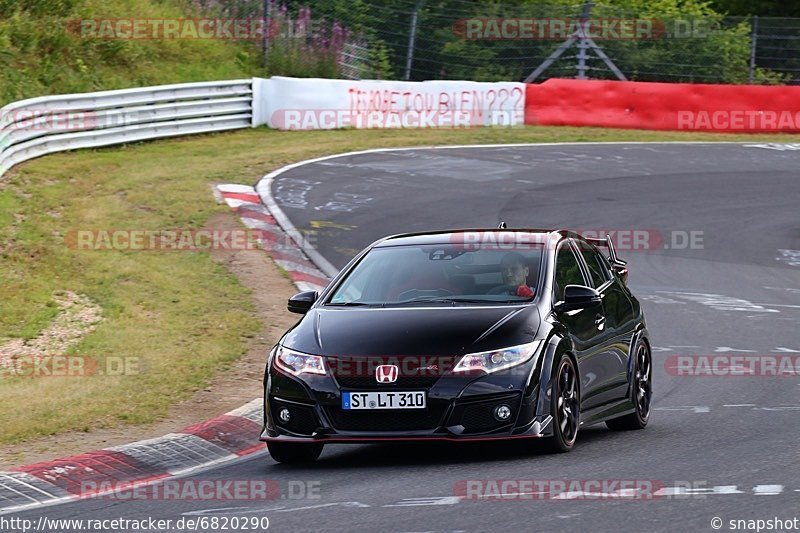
[273,346,326,376]
[453,340,542,374]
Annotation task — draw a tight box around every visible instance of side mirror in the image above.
[555,285,601,313]
[288,291,318,314]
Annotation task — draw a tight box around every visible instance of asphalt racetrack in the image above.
[11,142,800,532]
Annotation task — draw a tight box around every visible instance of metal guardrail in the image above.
[0,80,253,177]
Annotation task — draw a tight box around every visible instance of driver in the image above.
[490,252,535,297]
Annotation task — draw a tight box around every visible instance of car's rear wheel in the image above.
[267,442,324,464]
[606,339,652,431]
[544,353,580,453]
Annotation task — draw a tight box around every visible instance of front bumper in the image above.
[259,414,553,443]
[262,355,551,443]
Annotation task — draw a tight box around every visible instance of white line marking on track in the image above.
[753,485,784,495]
[658,405,800,412]
[654,486,744,496]
[276,502,371,512]
[655,406,710,413]
[385,497,461,507]
[182,507,254,516]
[655,291,780,313]
[182,501,370,517]
[656,346,800,353]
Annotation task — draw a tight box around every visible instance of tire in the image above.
[606,339,652,431]
[267,442,324,464]
[543,353,580,453]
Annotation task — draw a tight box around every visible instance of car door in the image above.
[573,239,635,405]
[552,239,609,411]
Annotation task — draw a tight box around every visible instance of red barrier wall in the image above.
[525,79,800,132]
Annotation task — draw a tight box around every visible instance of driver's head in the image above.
[500,252,529,287]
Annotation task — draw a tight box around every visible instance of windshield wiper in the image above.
[392,297,506,305]
[330,297,527,307]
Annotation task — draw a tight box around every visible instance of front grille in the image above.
[328,356,456,390]
[334,375,438,389]
[460,403,501,432]
[271,399,319,436]
[325,402,448,431]
[448,394,521,434]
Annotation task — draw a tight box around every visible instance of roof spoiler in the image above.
[585,234,628,282]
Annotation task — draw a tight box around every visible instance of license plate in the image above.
[342,391,426,410]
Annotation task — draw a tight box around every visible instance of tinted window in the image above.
[554,243,586,301]
[575,240,611,288]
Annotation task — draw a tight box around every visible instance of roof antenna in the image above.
[497,221,507,229]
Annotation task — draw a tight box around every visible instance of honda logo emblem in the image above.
[375,364,399,384]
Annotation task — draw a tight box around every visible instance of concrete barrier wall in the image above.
[258,76,526,129]
[524,78,800,132]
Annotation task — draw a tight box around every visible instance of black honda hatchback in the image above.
[262,229,652,463]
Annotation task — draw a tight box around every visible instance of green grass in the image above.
[2,123,800,444]
[0,133,263,443]
[0,0,256,105]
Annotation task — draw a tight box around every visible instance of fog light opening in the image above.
[278,407,291,423]
[493,404,512,422]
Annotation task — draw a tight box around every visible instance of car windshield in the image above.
[328,243,543,306]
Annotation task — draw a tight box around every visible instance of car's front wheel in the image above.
[267,442,324,464]
[544,353,580,453]
[606,339,652,431]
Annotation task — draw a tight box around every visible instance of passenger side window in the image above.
[554,243,586,301]
[575,240,611,288]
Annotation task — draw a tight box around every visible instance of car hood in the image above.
[281,305,541,357]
